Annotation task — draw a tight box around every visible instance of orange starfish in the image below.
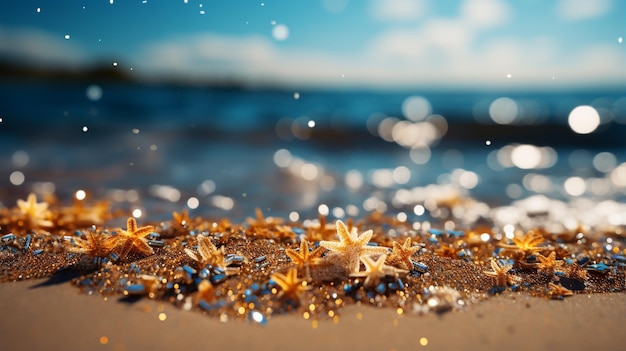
[270,267,310,304]
[386,238,421,270]
[67,231,114,261]
[285,239,325,279]
[350,254,408,288]
[184,234,227,269]
[499,230,545,257]
[172,209,190,227]
[16,193,54,229]
[484,258,521,287]
[108,217,155,259]
[246,207,283,229]
[319,220,388,273]
[547,282,573,300]
[535,251,564,276]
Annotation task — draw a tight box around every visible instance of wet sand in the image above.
[1,279,624,351]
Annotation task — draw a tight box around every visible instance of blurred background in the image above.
[0,0,625,224]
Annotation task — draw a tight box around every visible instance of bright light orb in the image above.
[564,177,586,196]
[402,96,431,121]
[489,97,518,125]
[568,105,600,134]
[511,144,541,169]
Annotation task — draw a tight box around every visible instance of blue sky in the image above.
[0,0,624,89]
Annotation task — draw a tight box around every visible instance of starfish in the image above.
[184,234,227,270]
[535,251,564,276]
[499,230,545,258]
[107,217,154,259]
[386,238,421,270]
[246,207,283,230]
[484,258,521,287]
[285,239,325,279]
[67,231,114,262]
[351,254,408,288]
[270,267,311,304]
[547,282,573,300]
[172,209,190,227]
[59,199,110,228]
[16,193,54,228]
[320,220,388,273]
[305,214,338,241]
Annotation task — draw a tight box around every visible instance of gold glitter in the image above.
[158,312,166,321]
[99,336,109,345]
[333,315,339,324]
[396,307,404,315]
[303,311,310,319]
[309,303,316,312]
[237,306,245,315]
[328,310,335,318]
[419,337,429,346]
[392,319,398,327]
[356,312,363,320]
[311,320,319,330]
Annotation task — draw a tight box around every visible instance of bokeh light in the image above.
[568,105,600,134]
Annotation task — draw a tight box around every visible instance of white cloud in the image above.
[556,0,612,20]
[322,0,350,14]
[138,34,357,86]
[369,0,429,22]
[0,26,86,66]
[460,0,510,28]
[2,24,623,90]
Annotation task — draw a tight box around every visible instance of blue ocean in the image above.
[1,80,624,221]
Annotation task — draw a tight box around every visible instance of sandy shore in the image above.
[1,279,624,351]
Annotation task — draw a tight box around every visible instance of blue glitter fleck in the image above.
[429,228,443,236]
[446,229,465,237]
[148,240,164,247]
[1,233,16,242]
[23,235,31,250]
[586,262,610,272]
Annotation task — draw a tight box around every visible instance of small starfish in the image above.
[108,217,154,259]
[172,209,190,227]
[484,258,521,287]
[285,239,325,279]
[434,242,463,259]
[386,238,421,270]
[59,199,110,228]
[305,214,338,241]
[270,267,311,304]
[247,207,283,229]
[535,251,564,276]
[499,230,545,257]
[184,234,227,270]
[16,193,54,228]
[547,282,573,300]
[320,220,388,273]
[67,231,113,262]
[351,254,408,288]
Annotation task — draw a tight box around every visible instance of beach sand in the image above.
[1,279,624,351]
